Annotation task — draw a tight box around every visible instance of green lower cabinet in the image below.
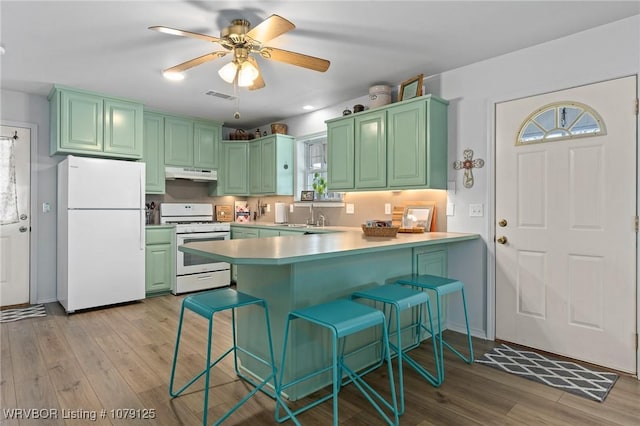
[230,227,258,282]
[258,229,280,238]
[145,226,175,295]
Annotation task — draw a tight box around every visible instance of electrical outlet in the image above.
[266,204,271,213]
[289,204,294,213]
[346,203,355,214]
[42,202,51,213]
[469,203,484,217]
[384,203,391,215]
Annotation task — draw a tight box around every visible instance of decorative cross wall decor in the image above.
[453,149,485,188]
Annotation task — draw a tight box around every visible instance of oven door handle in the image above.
[178,232,230,241]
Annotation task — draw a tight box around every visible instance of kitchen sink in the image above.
[286,224,309,228]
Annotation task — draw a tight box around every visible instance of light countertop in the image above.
[180,230,479,265]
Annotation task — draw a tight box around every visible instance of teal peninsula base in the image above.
[180,230,479,399]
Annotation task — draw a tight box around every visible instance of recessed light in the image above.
[163,71,184,81]
[302,105,314,110]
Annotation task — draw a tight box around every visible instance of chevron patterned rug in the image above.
[0,304,47,323]
[476,344,618,402]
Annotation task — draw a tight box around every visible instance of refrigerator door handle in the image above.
[140,168,145,250]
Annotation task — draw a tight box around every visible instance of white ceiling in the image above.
[2,1,639,129]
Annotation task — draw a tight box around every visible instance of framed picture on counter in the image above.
[403,202,435,231]
[301,190,315,201]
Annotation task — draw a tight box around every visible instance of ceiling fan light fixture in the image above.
[218,60,259,87]
[163,70,185,81]
[218,61,238,83]
[237,61,259,86]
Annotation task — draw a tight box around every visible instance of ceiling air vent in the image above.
[205,90,237,101]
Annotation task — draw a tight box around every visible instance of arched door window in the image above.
[517,101,606,145]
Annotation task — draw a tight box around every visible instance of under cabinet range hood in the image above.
[165,166,217,182]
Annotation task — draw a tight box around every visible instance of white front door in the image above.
[495,76,637,373]
[0,125,31,307]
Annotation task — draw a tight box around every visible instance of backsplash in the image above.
[146,180,447,230]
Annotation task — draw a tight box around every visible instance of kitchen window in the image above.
[296,132,343,202]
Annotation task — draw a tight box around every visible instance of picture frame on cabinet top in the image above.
[399,74,423,101]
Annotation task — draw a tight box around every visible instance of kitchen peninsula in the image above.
[180,229,479,399]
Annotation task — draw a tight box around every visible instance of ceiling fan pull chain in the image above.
[233,71,241,120]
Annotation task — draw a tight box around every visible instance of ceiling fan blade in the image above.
[246,14,295,44]
[149,25,223,44]
[247,56,265,91]
[163,51,228,73]
[260,47,330,72]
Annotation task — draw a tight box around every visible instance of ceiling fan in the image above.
[149,14,331,90]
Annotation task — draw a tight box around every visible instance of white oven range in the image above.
[160,203,230,294]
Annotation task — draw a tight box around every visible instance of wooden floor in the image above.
[1,294,639,425]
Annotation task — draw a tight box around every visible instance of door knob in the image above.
[20,214,28,220]
[496,236,507,244]
[19,226,29,233]
[498,219,507,227]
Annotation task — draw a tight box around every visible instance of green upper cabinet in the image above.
[355,110,386,189]
[213,134,293,196]
[164,115,221,168]
[143,112,165,194]
[215,141,249,195]
[325,95,448,191]
[194,121,220,169]
[249,135,294,195]
[388,98,448,189]
[164,116,194,166]
[49,85,143,159]
[327,118,355,190]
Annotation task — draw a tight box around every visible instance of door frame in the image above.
[486,75,639,377]
[1,120,38,305]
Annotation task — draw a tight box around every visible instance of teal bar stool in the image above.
[351,284,441,415]
[395,274,474,382]
[169,288,290,426]
[275,299,399,426]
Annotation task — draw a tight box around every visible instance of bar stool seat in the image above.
[276,299,399,426]
[169,288,286,426]
[395,274,474,382]
[351,284,441,414]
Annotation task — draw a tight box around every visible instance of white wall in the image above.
[1,89,59,303]
[271,15,640,339]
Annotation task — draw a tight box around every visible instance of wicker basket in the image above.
[229,129,249,140]
[271,123,288,134]
[361,225,399,237]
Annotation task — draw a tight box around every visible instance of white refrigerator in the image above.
[57,155,146,313]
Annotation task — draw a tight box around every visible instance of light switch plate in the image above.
[346,203,355,214]
[289,204,294,213]
[469,203,484,217]
[384,203,391,215]
[446,203,455,216]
